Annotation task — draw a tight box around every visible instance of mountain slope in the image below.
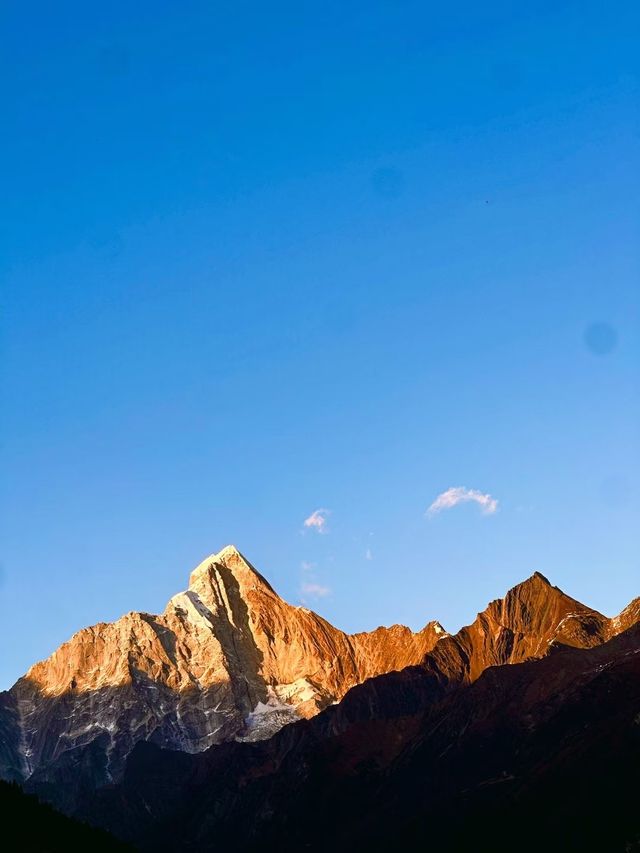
[0,546,443,787]
[422,570,615,685]
[5,549,638,850]
[70,572,640,851]
[86,618,640,853]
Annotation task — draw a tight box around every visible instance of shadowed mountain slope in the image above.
[80,621,640,853]
[60,572,640,852]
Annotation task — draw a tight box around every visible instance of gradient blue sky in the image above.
[1,1,639,687]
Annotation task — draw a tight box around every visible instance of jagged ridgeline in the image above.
[0,546,444,786]
[1,546,638,852]
[1,546,638,795]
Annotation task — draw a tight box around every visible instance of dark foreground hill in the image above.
[0,780,130,852]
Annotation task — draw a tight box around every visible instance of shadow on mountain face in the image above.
[81,624,640,853]
[4,571,639,852]
[0,565,269,807]
[195,561,268,712]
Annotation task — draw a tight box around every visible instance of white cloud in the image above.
[426,486,498,517]
[303,508,330,533]
[300,560,316,572]
[301,582,331,599]
[365,548,373,560]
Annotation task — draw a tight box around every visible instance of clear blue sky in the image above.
[1,1,638,687]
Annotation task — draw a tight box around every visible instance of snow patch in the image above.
[236,686,304,743]
[167,591,215,631]
[274,678,318,705]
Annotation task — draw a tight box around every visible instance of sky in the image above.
[1,1,639,688]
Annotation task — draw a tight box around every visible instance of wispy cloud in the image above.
[426,486,498,517]
[365,548,373,560]
[301,582,331,599]
[300,560,316,572]
[303,508,330,533]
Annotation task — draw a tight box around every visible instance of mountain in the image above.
[75,576,640,852]
[421,570,620,684]
[96,620,640,853]
[0,546,443,789]
[3,548,638,851]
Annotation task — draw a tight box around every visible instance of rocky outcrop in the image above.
[609,595,640,635]
[1,546,443,785]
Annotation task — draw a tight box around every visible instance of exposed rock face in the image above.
[163,623,640,853]
[71,576,640,853]
[424,571,618,685]
[610,595,640,635]
[3,545,637,837]
[1,546,443,785]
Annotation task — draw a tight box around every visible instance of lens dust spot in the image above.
[584,322,617,356]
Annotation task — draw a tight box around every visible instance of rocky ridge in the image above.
[3,546,638,839]
[0,546,443,784]
[66,572,640,852]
